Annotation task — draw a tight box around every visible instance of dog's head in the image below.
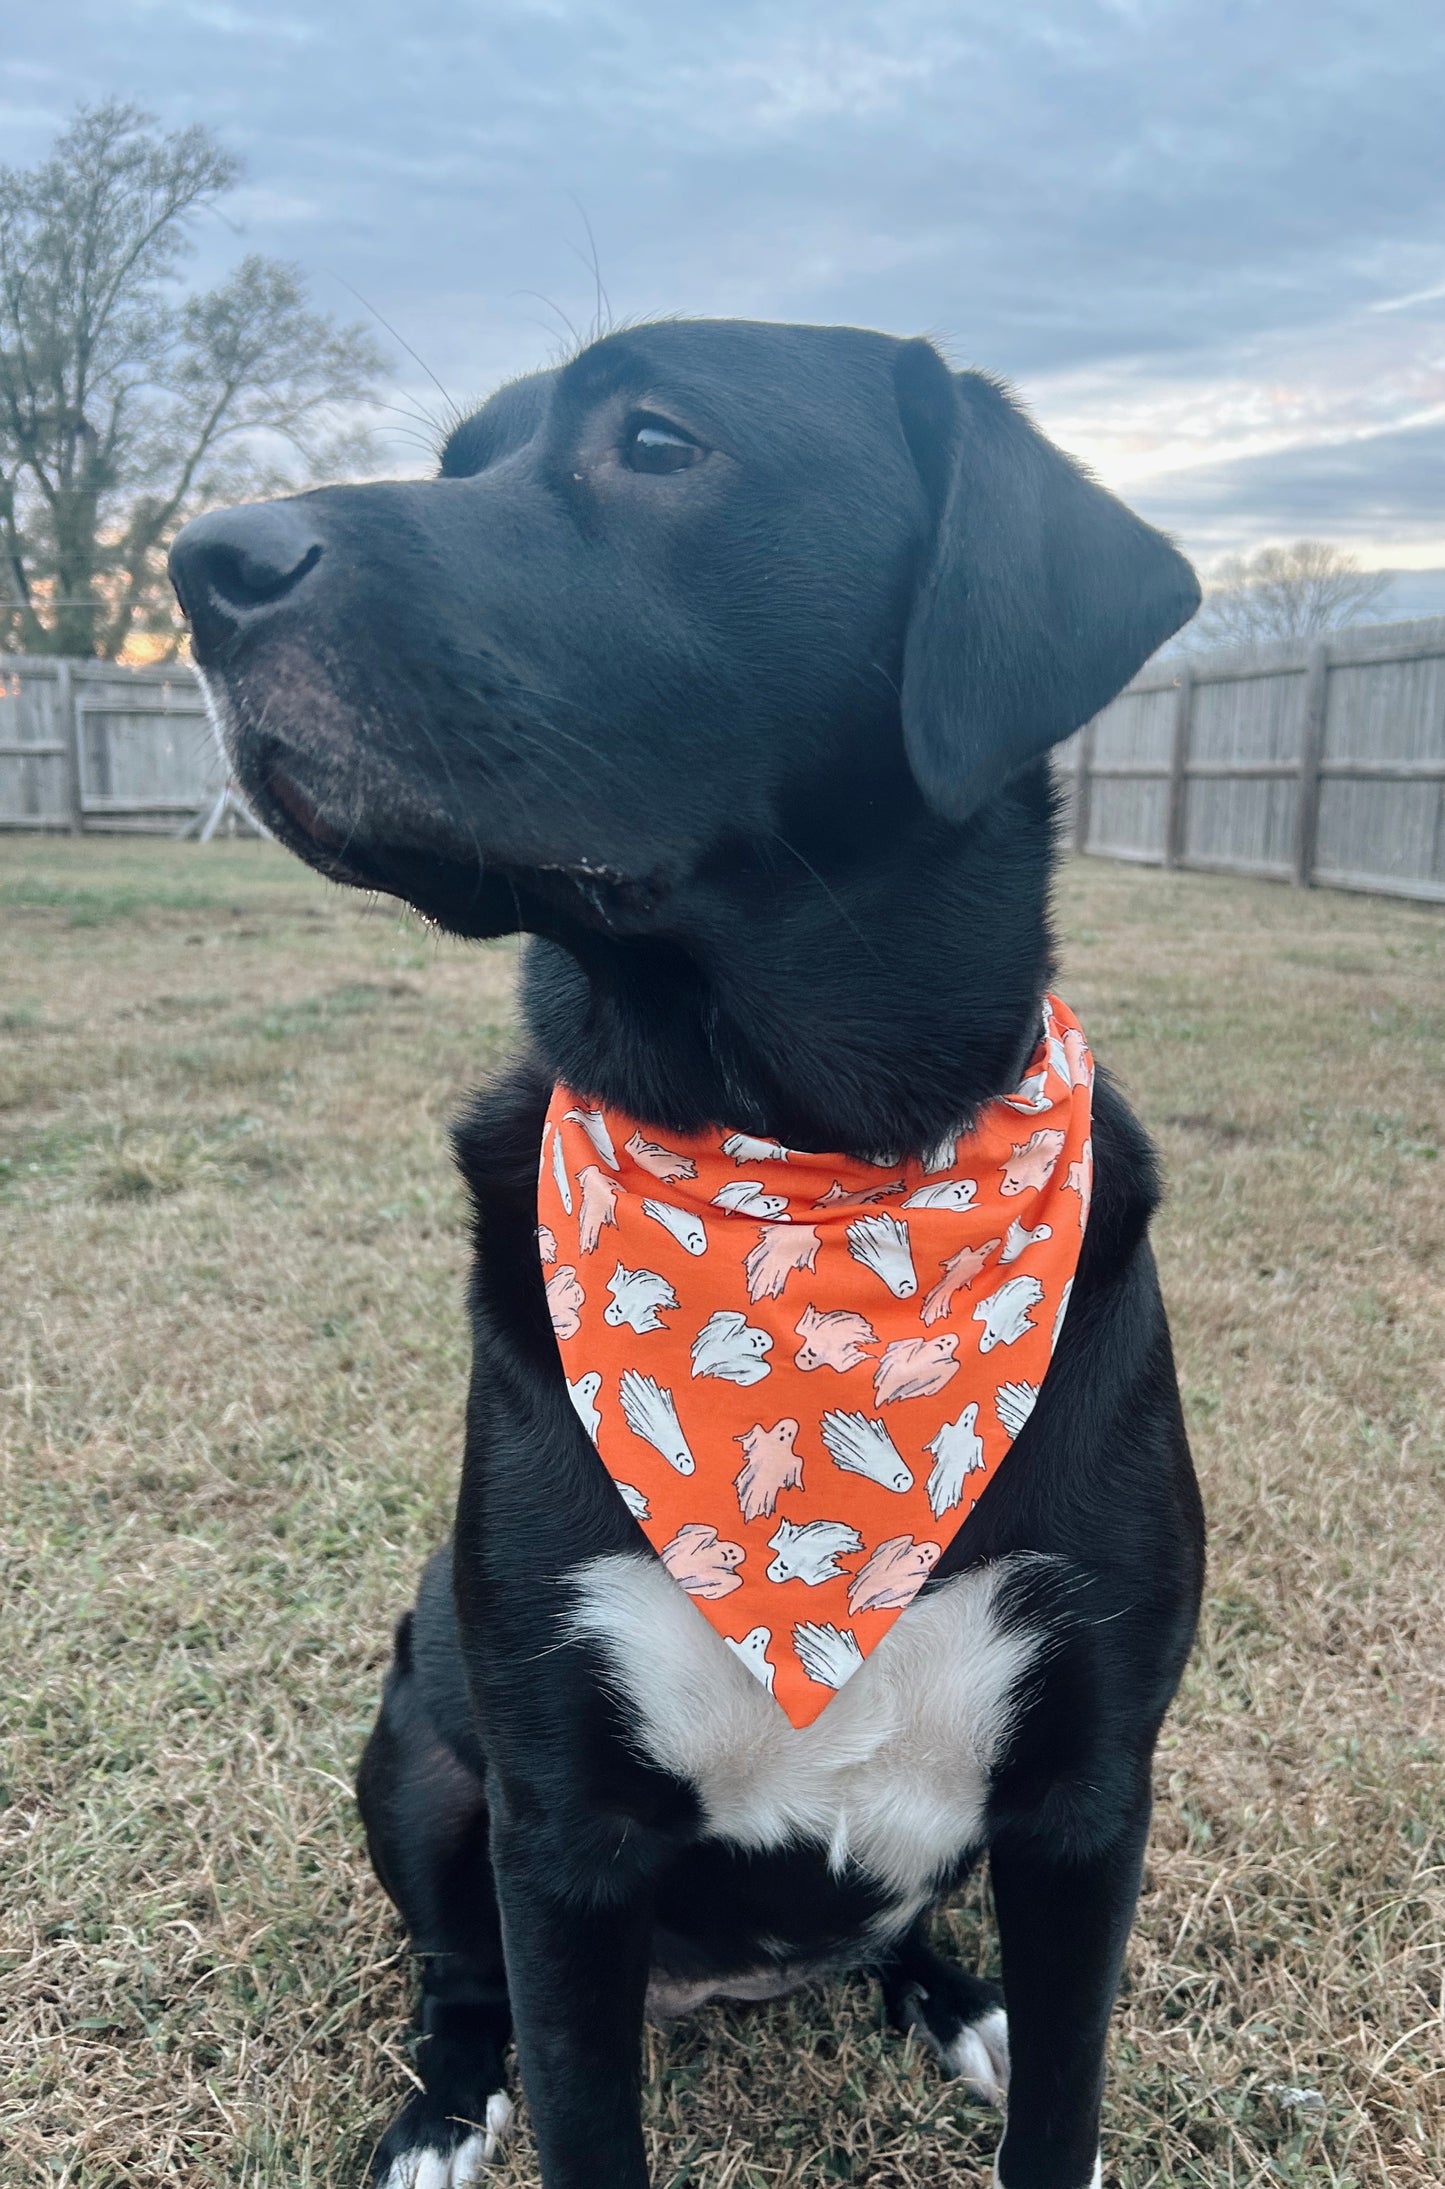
[170,319,1198,940]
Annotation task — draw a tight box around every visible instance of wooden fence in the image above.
[5,624,1445,900]
[1058,616,1445,903]
[0,655,222,833]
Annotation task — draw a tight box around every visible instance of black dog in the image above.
[170,319,1205,2189]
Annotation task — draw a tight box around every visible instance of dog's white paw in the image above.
[378,2094,515,2188]
[942,2004,1010,2107]
[900,1987,1010,2109]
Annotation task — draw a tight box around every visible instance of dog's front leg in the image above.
[987,1791,1151,2189]
[491,1803,653,2189]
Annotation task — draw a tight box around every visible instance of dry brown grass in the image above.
[1,836,1441,2188]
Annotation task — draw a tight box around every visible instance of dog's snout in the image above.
[169,500,325,663]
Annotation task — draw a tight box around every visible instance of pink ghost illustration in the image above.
[794,1304,879,1372]
[733,1418,806,1522]
[744,1223,822,1302]
[919,1239,1002,1326]
[812,1177,908,1210]
[545,1265,585,1342]
[577,1165,624,1253]
[660,1522,745,1599]
[846,1534,942,1615]
[1063,1135,1094,1225]
[872,1333,961,1406]
[536,1224,558,1265]
[1000,1128,1067,1196]
[625,1130,698,1184]
[1062,1026,1093,1089]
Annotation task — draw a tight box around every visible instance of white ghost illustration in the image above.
[713,1179,791,1221]
[1000,1217,1053,1265]
[923,1404,987,1519]
[566,1371,602,1440]
[1042,999,1072,1092]
[1003,1066,1051,1113]
[793,1620,865,1689]
[691,1309,773,1386]
[903,1177,978,1211]
[724,1624,777,1694]
[618,1372,695,1474]
[641,1198,708,1256]
[721,1132,790,1164]
[846,1214,917,1298]
[604,1263,679,1334]
[820,1410,914,1493]
[550,1126,572,1216]
[995,1380,1039,1439]
[564,1106,619,1169]
[766,1517,864,1586]
[972,1273,1045,1353]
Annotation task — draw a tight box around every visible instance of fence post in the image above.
[1292,640,1329,888]
[55,658,82,833]
[1072,719,1096,854]
[1163,665,1194,869]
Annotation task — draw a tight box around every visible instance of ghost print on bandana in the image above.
[536,993,1094,1728]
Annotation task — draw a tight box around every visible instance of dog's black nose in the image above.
[169,500,325,663]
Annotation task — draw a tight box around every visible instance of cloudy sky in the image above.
[5,0,1445,582]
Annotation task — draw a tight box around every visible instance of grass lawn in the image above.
[1,834,1441,2188]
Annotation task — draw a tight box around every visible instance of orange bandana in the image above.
[536,995,1094,1728]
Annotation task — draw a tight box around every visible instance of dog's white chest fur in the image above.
[568,1555,1042,1903]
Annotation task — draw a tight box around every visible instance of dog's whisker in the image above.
[328,273,462,432]
[511,287,585,355]
[769,832,893,977]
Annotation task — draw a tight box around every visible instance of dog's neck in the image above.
[519,767,1058,1162]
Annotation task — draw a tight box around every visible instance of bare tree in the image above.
[1188,540,1390,651]
[0,103,389,659]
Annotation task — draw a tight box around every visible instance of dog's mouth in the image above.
[216,681,675,942]
[265,761,347,855]
[239,735,404,898]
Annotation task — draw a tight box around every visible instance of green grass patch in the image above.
[0,834,1440,2188]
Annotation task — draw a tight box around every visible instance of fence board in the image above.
[0,660,71,826]
[0,656,226,833]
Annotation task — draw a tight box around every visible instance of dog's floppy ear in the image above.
[894,338,1200,821]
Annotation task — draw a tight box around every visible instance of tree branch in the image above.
[1,106,387,656]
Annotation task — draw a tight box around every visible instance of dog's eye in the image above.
[623,418,705,475]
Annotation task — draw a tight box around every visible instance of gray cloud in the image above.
[4,1,1444,550]
[1133,416,1445,551]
